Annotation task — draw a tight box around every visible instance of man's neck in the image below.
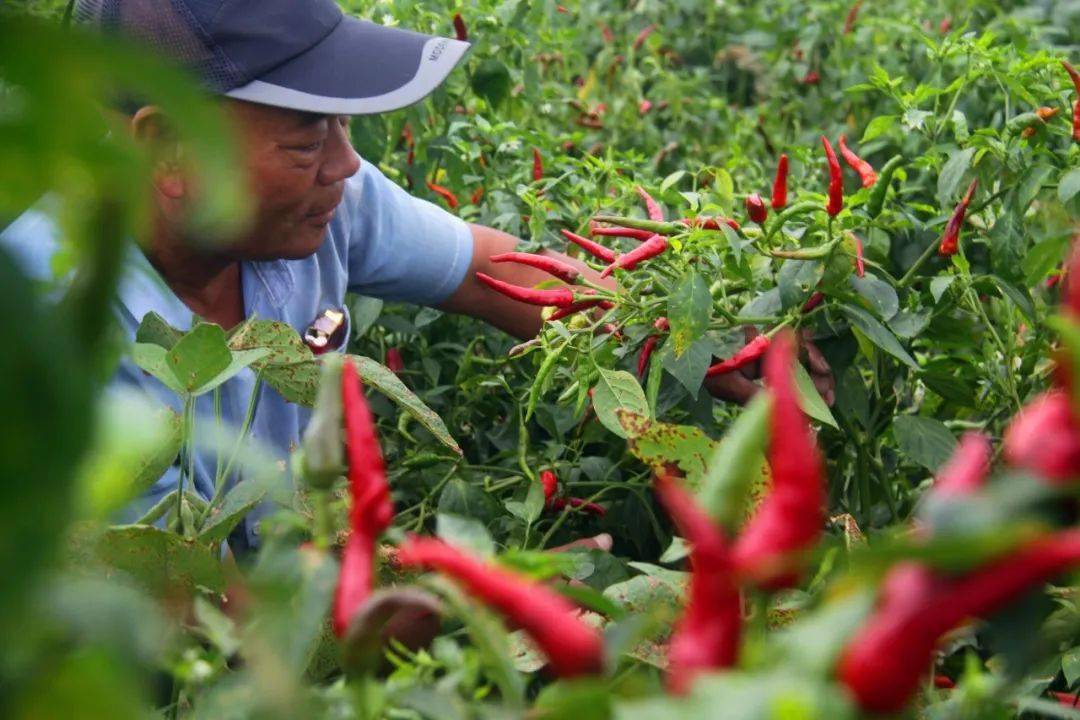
[145,225,246,330]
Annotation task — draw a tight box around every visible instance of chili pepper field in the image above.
[5,0,1080,718]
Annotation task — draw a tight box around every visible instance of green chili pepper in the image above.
[767,201,820,238]
[768,239,840,260]
[526,344,567,420]
[866,155,904,218]
[1005,112,1041,136]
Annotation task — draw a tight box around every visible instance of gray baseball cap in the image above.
[75,0,471,114]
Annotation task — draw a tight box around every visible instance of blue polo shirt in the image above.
[0,159,473,547]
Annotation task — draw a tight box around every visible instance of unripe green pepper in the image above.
[299,355,346,489]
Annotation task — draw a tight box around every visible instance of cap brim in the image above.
[224,17,470,115]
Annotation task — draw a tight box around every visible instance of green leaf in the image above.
[131,343,186,395]
[75,391,183,520]
[697,393,771,527]
[861,115,896,143]
[351,355,462,454]
[660,170,686,193]
[930,275,955,303]
[893,415,957,472]
[471,59,512,107]
[1060,168,1080,204]
[436,513,496,558]
[794,364,838,429]
[667,271,712,357]
[841,305,918,368]
[74,525,224,596]
[1063,646,1080,685]
[134,311,183,350]
[349,296,384,338]
[659,338,711,397]
[198,474,270,544]
[936,147,976,208]
[850,274,899,320]
[166,323,233,393]
[592,369,649,438]
[986,275,1036,322]
[621,412,720,491]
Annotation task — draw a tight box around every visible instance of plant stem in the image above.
[897,239,941,287]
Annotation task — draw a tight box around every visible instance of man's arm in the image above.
[438,224,834,405]
[437,224,613,339]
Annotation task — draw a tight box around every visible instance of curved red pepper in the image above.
[638,335,659,378]
[452,12,467,41]
[332,359,395,637]
[600,234,669,278]
[838,135,877,188]
[489,252,580,284]
[838,530,1080,714]
[591,226,655,241]
[680,216,742,232]
[632,23,656,51]
[932,432,991,498]
[475,272,576,307]
[731,331,825,589]
[654,473,741,694]
[938,178,977,257]
[561,229,617,263]
[704,334,771,377]
[546,299,614,322]
[532,147,544,182]
[426,181,459,209]
[635,186,665,221]
[821,136,843,216]
[1003,390,1080,483]
[771,154,789,210]
[396,536,605,678]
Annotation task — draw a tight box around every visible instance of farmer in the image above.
[1,0,832,550]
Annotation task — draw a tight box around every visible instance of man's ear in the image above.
[131,105,186,200]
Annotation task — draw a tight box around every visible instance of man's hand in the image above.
[705,329,835,406]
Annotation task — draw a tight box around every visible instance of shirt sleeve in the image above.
[341,160,474,306]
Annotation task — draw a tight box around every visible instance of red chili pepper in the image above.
[704,334,771,377]
[838,135,877,188]
[821,136,843,216]
[632,23,656,51]
[532,147,544,182]
[470,187,484,205]
[1055,692,1080,707]
[1073,99,1080,142]
[934,675,956,690]
[541,470,559,505]
[603,323,623,339]
[426,181,459,209]
[932,432,991,498]
[745,193,768,224]
[385,347,404,374]
[771,154,789,210]
[938,178,977,257]
[654,473,741,694]
[475,272,576,308]
[843,0,864,34]
[489,252,581,284]
[852,233,865,277]
[332,360,395,637]
[838,529,1080,714]
[638,99,653,115]
[1036,106,1061,122]
[1063,60,1080,97]
[636,186,665,221]
[654,317,670,332]
[1003,390,1080,483]
[731,331,825,589]
[547,299,614,322]
[938,16,952,33]
[802,70,821,85]
[638,335,659,378]
[591,226,655,241]
[561,229,617,263]
[680,216,742,232]
[802,291,825,313]
[600,234,669,278]
[396,536,605,677]
[600,24,614,44]
[452,12,467,41]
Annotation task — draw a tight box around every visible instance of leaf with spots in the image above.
[618,410,718,490]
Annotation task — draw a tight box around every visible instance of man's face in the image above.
[219,100,362,261]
